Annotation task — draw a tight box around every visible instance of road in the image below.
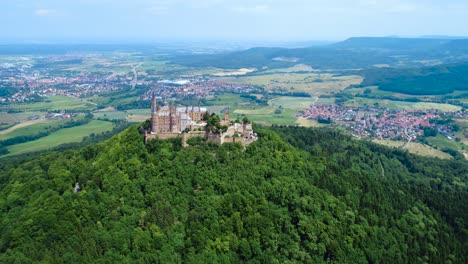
[130,63,143,90]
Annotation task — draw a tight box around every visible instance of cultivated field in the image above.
[426,135,463,151]
[372,139,453,159]
[233,107,297,126]
[268,96,335,109]
[220,73,363,95]
[345,98,462,111]
[0,111,46,126]
[295,117,327,127]
[4,120,113,157]
[1,96,96,112]
[211,68,256,76]
[262,64,316,74]
[0,119,55,139]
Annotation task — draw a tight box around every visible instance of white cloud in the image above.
[34,9,57,16]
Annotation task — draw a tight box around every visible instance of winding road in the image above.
[130,63,142,90]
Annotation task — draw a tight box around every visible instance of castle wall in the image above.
[145,132,181,143]
[205,133,223,144]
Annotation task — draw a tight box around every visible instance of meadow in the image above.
[4,120,113,157]
[0,119,57,140]
[425,134,464,151]
[220,73,362,95]
[345,98,462,111]
[1,96,96,112]
[372,139,453,159]
[234,107,298,126]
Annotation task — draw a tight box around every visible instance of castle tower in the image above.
[151,93,158,133]
[151,92,156,113]
[170,104,178,132]
[224,109,230,123]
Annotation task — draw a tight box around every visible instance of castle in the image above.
[144,95,256,146]
[149,95,207,133]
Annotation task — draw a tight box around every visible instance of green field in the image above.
[220,73,362,95]
[0,119,57,140]
[268,96,335,109]
[269,97,316,109]
[373,139,453,159]
[262,64,316,74]
[126,109,150,115]
[3,120,113,157]
[426,135,463,151]
[93,111,128,120]
[234,107,297,126]
[295,117,327,127]
[0,111,45,125]
[204,93,250,106]
[345,98,462,111]
[1,96,96,112]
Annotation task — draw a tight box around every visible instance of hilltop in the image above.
[0,125,466,263]
[171,37,468,70]
[358,62,468,95]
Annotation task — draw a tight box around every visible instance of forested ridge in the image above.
[0,125,466,263]
[359,62,468,95]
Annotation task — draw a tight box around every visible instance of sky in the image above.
[1,0,468,42]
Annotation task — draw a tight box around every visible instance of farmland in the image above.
[4,120,113,157]
[219,73,363,95]
[372,139,453,159]
[1,96,96,112]
[344,98,462,111]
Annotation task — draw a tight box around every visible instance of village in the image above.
[0,58,257,104]
[298,103,466,141]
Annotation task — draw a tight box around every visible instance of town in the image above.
[0,55,258,104]
[298,103,466,141]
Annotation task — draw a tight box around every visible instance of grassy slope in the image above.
[4,120,113,157]
[1,96,96,112]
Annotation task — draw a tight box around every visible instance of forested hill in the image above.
[359,62,468,95]
[0,125,466,263]
[171,37,468,70]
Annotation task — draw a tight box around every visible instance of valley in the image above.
[0,38,467,160]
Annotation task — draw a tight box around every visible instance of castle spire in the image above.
[151,91,156,113]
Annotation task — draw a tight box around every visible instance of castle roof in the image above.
[154,105,207,113]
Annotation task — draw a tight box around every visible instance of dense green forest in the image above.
[0,125,466,263]
[171,37,468,70]
[359,63,468,95]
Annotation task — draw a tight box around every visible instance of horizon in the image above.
[1,35,467,46]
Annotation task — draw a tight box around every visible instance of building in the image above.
[150,95,207,134]
[144,95,257,146]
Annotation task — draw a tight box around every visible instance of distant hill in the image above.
[360,62,468,95]
[172,46,396,70]
[0,125,466,263]
[171,37,468,70]
[331,37,449,50]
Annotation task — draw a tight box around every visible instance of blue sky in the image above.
[1,0,468,42]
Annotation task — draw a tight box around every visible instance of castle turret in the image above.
[151,92,156,113]
[170,104,178,132]
[224,110,230,123]
[151,94,158,133]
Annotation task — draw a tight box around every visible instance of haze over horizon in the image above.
[1,0,468,44]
